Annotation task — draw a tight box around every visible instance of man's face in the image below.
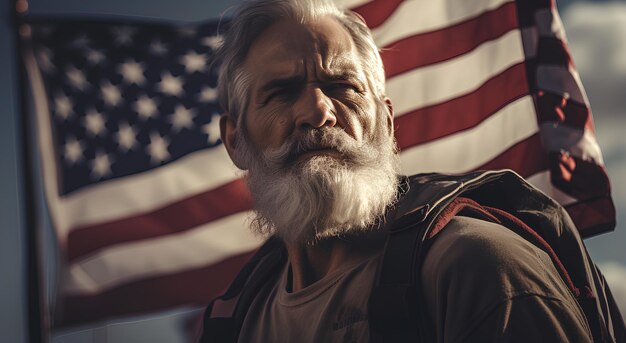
[221,16,399,244]
[240,16,386,160]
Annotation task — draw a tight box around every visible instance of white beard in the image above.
[238,116,400,245]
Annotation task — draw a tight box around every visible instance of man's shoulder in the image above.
[423,216,547,273]
[419,215,594,342]
[421,215,576,305]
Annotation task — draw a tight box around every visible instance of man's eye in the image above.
[265,88,299,103]
[325,83,359,95]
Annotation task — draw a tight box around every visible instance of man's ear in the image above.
[220,113,248,170]
[383,97,394,136]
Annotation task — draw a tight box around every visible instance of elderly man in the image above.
[201,0,624,342]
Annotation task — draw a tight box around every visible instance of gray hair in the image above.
[214,0,386,125]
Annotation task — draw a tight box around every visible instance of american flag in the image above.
[22,0,614,329]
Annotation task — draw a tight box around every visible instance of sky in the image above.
[0,0,625,342]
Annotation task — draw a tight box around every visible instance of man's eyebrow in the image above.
[324,70,367,90]
[324,70,361,81]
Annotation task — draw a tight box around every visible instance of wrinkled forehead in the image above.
[244,16,364,80]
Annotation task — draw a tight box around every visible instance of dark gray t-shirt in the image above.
[238,216,593,342]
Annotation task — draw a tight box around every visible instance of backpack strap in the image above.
[200,237,287,343]
[368,203,427,342]
[369,197,504,342]
[369,170,513,342]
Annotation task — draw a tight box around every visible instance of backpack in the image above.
[199,170,625,342]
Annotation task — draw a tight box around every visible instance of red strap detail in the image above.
[582,286,594,299]
[482,206,581,298]
[428,197,501,239]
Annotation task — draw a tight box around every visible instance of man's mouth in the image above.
[289,147,342,164]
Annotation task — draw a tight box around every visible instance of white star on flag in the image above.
[90,150,113,179]
[100,81,122,107]
[84,108,107,136]
[149,39,168,55]
[63,136,84,165]
[54,93,73,120]
[147,132,170,164]
[66,65,89,91]
[202,35,223,50]
[118,60,146,85]
[169,105,195,132]
[180,51,206,73]
[115,122,138,152]
[112,26,136,46]
[202,115,221,145]
[157,72,184,97]
[198,86,218,103]
[85,48,106,65]
[133,95,159,120]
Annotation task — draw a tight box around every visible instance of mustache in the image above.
[263,127,364,168]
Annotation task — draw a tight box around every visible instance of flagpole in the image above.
[12,0,49,341]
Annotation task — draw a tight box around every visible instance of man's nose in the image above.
[294,86,337,130]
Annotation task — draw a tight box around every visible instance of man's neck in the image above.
[284,230,386,292]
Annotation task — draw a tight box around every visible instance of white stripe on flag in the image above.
[64,211,261,295]
[399,95,537,174]
[371,0,513,47]
[388,29,524,116]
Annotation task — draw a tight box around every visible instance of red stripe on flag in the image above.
[58,250,257,327]
[382,2,518,78]
[67,179,253,262]
[351,0,404,29]
[477,133,549,178]
[394,63,528,149]
[565,197,616,238]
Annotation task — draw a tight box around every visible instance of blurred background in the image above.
[1,0,625,342]
[563,0,626,315]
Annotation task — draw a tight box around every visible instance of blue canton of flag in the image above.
[33,21,225,195]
